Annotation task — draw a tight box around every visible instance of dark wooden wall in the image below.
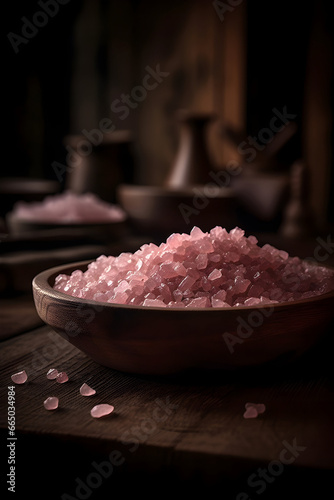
[3,0,333,227]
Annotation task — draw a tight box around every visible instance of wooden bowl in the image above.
[232,173,289,221]
[117,184,238,239]
[32,260,334,375]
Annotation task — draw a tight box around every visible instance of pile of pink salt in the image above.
[10,191,126,224]
[53,226,334,308]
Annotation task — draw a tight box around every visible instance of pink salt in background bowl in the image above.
[6,191,128,241]
[32,259,334,375]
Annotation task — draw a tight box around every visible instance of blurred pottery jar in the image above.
[64,130,134,204]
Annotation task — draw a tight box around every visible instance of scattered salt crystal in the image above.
[11,370,27,384]
[80,383,96,396]
[53,225,334,308]
[56,371,69,383]
[255,403,266,414]
[46,368,59,380]
[44,397,59,410]
[245,402,266,416]
[90,404,114,418]
[243,406,258,419]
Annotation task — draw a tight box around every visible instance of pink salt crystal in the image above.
[210,226,228,240]
[166,233,182,248]
[159,262,179,279]
[302,291,317,299]
[43,396,59,410]
[243,406,258,419]
[46,368,59,380]
[90,404,114,418]
[185,297,210,308]
[56,371,69,383]
[190,226,206,240]
[80,383,96,396]
[230,227,245,240]
[256,404,266,414]
[226,251,240,262]
[243,297,262,306]
[201,276,212,292]
[182,289,195,299]
[195,253,208,270]
[11,370,27,384]
[258,296,278,305]
[208,253,221,263]
[178,275,196,292]
[208,269,222,281]
[248,235,258,245]
[173,289,183,302]
[245,402,266,414]
[248,284,264,297]
[142,298,166,308]
[278,250,289,260]
[157,283,173,302]
[213,290,227,300]
[173,262,187,277]
[114,280,130,294]
[167,301,186,308]
[145,274,162,291]
[109,291,128,304]
[192,236,212,253]
[211,298,230,308]
[234,276,251,294]
[270,288,283,300]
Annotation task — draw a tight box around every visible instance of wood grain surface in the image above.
[1,320,333,499]
[0,294,42,340]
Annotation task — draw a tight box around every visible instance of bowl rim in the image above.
[32,259,334,313]
[117,183,235,198]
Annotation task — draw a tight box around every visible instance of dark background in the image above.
[3,0,334,228]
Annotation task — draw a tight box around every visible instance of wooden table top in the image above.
[0,234,334,500]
